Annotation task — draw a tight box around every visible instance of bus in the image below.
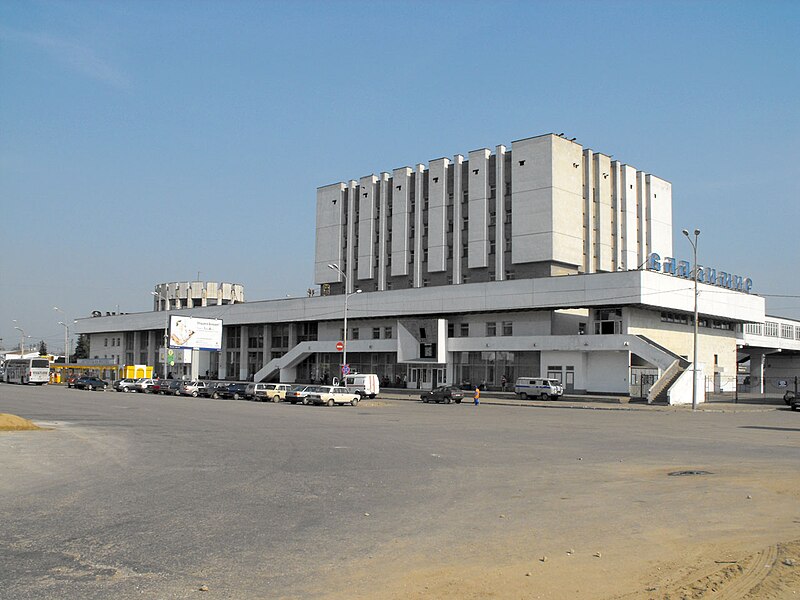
[3,358,50,385]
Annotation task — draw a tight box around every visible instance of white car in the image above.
[305,386,361,407]
[179,381,208,397]
[134,378,157,393]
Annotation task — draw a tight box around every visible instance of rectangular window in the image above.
[502,321,513,336]
[372,327,381,340]
[448,323,455,338]
[460,323,469,337]
[351,327,359,340]
[384,326,392,339]
[486,322,496,336]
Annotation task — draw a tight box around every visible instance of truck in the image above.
[341,373,380,399]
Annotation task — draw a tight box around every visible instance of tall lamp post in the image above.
[53,306,70,363]
[682,228,701,411]
[13,324,26,356]
[327,263,361,379]
[151,290,170,378]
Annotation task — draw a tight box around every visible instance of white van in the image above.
[514,377,563,400]
[341,373,380,399]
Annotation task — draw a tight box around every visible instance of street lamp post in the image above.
[151,290,170,378]
[327,263,361,380]
[57,322,69,362]
[54,307,70,363]
[13,325,25,356]
[682,228,701,411]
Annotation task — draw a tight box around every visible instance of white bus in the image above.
[3,358,50,385]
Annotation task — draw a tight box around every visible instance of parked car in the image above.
[112,378,138,392]
[134,378,158,393]
[179,381,208,397]
[74,377,109,391]
[198,381,226,399]
[784,390,796,406]
[159,380,182,396]
[255,383,293,402]
[420,386,464,404]
[305,385,360,406]
[285,385,317,405]
[66,375,79,388]
[244,382,270,401]
[217,383,248,400]
[514,377,564,400]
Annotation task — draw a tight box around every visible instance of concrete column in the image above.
[452,155,464,284]
[239,325,248,381]
[495,145,506,280]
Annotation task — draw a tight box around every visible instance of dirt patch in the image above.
[0,413,42,431]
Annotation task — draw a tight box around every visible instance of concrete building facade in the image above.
[74,133,797,404]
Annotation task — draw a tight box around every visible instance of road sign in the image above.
[336,341,344,352]
[341,364,350,375]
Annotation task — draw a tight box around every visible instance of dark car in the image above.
[217,383,247,400]
[421,385,464,404]
[198,381,226,399]
[785,391,799,411]
[159,380,182,395]
[74,377,108,391]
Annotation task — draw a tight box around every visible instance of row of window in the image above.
[745,321,800,339]
[660,312,734,331]
[104,337,122,347]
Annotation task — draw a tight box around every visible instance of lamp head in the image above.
[327,263,338,270]
[694,228,700,236]
[355,289,362,294]
[682,229,689,237]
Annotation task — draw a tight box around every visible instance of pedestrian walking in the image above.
[474,386,480,406]
[501,375,507,392]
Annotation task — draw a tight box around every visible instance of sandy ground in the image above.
[0,413,41,431]
[314,465,800,600]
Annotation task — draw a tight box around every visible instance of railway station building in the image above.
[75,133,799,403]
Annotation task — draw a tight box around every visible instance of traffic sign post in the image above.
[341,364,350,376]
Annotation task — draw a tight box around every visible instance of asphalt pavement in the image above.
[1,383,797,599]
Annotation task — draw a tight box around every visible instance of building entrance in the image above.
[407,365,446,390]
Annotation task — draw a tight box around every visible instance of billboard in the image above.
[168,315,223,350]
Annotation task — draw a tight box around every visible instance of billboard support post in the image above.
[151,291,169,378]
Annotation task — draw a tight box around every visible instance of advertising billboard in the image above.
[168,315,223,350]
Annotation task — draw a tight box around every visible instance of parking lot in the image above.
[1,384,798,599]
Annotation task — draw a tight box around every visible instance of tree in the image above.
[74,334,90,360]
[38,340,48,356]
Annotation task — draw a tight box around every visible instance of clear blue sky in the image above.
[1,0,799,354]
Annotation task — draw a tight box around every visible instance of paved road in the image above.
[1,384,798,599]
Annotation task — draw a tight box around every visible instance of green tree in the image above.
[38,340,48,355]
[74,334,90,360]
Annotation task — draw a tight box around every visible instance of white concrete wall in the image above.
[468,148,490,269]
[510,135,583,270]
[646,175,672,259]
[391,167,411,277]
[315,183,345,284]
[357,175,377,281]
[427,158,449,273]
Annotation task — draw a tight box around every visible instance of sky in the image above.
[1,0,799,355]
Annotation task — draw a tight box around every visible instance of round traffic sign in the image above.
[336,341,344,352]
